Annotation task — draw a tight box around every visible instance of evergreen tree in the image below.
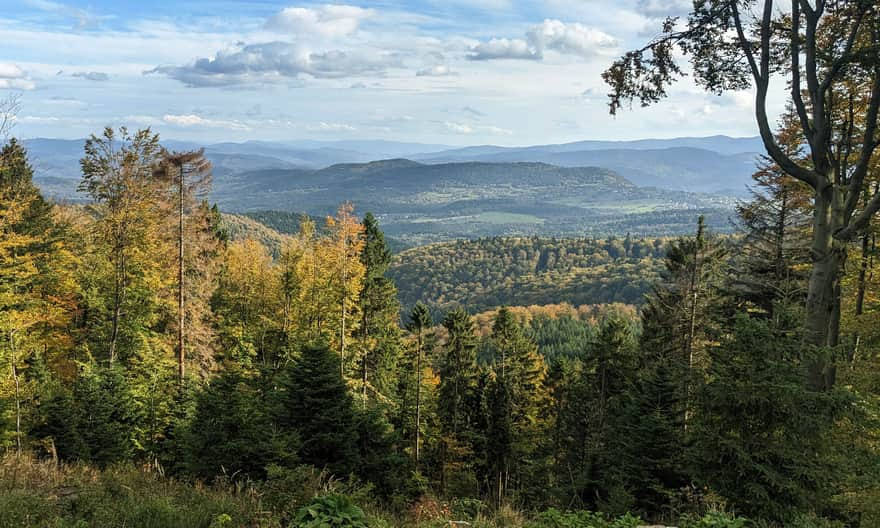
[689,315,850,522]
[641,216,727,430]
[606,358,686,517]
[69,366,141,467]
[733,110,812,318]
[357,212,401,408]
[437,308,479,494]
[405,302,433,468]
[184,364,292,480]
[485,307,548,504]
[274,343,359,477]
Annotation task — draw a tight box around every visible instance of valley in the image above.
[23,135,754,246]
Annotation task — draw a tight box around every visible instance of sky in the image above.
[0,0,786,145]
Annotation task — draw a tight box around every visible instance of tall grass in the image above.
[0,454,274,528]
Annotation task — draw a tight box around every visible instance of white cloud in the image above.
[265,5,374,37]
[445,121,512,135]
[416,65,458,77]
[445,121,474,134]
[72,71,109,81]
[528,19,617,58]
[307,121,357,132]
[161,114,251,130]
[468,38,538,61]
[149,42,402,86]
[0,63,36,90]
[636,0,693,18]
[469,19,616,61]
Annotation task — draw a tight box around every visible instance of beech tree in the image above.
[79,127,167,365]
[604,0,880,389]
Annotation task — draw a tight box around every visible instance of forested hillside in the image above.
[389,237,667,314]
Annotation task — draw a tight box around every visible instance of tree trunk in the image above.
[804,186,843,389]
[415,329,422,468]
[362,310,369,408]
[9,331,21,456]
[109,245,125,366]
[177,162,185,384]
[852,232,875,363]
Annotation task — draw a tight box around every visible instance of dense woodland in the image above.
[389,237,667,315]
[1,116,879,528]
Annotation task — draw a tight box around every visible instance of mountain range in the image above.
[21,135,757,245]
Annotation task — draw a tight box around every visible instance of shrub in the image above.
[523,508,642,528]
[679,511,748,528]
[293,494,369,528]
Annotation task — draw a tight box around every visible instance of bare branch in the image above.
[736,0,821,188]
[842,67,880,222]
[790,0,814,143]
[0,94,22,141]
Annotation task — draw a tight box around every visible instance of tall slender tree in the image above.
[438,308,479,493]
[406,302,433,468]
[153,149,214,383]
[357,212,400,407]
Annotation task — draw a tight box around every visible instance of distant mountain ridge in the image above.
[22,135,761,195]
[20,135,748,245]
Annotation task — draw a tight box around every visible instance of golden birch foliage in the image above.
[214,238,280,363]
[324,203,365,374]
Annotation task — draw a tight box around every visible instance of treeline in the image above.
[1,126,880,527]
[390,236,667,314]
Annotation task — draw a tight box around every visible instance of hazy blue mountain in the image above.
[207,159,735,246]
[415,137,762,193]
[417,135,763,157]
[21,136,743,245]
[417,147,757,193]
[23,134,761,194]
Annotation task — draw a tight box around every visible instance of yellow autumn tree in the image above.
[324,203,365,377]
[0,139,78,453]
[213,238,281,367]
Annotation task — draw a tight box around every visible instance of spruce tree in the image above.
[689,315,849,522]
[437,308,479,494]
[486,307,548,504]
[405,302,433,468]
[357,212,401,407]
[274,343,359,477]
[184,364,291,480]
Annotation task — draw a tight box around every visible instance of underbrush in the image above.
[0,455,811,528]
